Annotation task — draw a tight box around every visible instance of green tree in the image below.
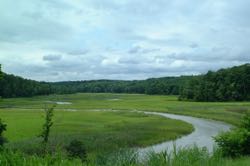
[215,112,250,157]
[40,104,56,147]
[180,64,250,101]
[0,64,2,79]
[0,65,7,147]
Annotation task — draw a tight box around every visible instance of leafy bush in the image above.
[215,112,250,157]
[241,112,250,131]
[0,119,7,146]
[66,139,87,162]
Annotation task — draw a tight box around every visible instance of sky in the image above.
[0,0,250,82]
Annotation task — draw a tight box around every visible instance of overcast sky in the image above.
[0,0,249,81]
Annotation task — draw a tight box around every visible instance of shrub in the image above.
[40,104,55,145]
[0,118,7,146]
[215,129,250,157]
[215,112,250,157]
[66,139,87,162]
[241,112,250,131]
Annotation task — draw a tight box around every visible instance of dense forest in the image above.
[179,64,250,101]
[0,64,249,101]
[0,69,190,98]
[0,73,51,98]
[0,64,190,97]
[52,76,190,95]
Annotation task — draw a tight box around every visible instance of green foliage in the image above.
[0,119,7,146]
[0,67,190,97]
[145,146,212,166]
[0,93,248,140]
[180,64,250,101]
[1,63,250,102]
[1,146,250,166]
[215,128,250,157]
[66,139,87,162]
[241,112,250,130]
[0,148,83,166]
[94,149,138,166]
[0,64,2,80]
[0,104,193,156]
[215,113,250,157]
[0,65,7,147]
[51,77,190,95]
[40,104,55,145]
[0,73,51,98]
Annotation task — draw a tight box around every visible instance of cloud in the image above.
[68,49,89,56]
[43,55,62,61]
[189,43,199,48]
[127,45,161,54]
[0,0,250,81]
[128,46,141,54]
[0,1,73,44]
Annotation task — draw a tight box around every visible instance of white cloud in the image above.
[0,0,249,81]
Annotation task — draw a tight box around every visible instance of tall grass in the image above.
[1,146,249,166]
[1,93,249,125]
[1,109,193,157]
[142,146,250,166]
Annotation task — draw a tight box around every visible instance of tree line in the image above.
[52,76,190,95]
[0,64,190,98]
[0,64,249,101]
[179,64,250,101]
[0,73,51,98]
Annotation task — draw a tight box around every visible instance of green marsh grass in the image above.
[0,93,250,165]
[1,93,249,125]
[1,109,193,157]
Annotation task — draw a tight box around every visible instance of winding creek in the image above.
[139,112,232,155]
[25,104,233,155]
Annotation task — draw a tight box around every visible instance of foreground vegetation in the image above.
[0,109,193,157]
[2,114,249,166]
[1,146,250,166]
[215,112,250,157]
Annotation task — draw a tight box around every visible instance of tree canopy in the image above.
[0,63,249,102]
[179,64,250,101]
[0,71,190,98]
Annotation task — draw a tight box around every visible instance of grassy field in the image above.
[0,94,196,157]
[1,110,193,151]
[0,93,250,165]
[1,93,250,125]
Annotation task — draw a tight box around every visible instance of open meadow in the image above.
[1,93,249,125]
[0,93,250,165]
[0,93,198,157]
